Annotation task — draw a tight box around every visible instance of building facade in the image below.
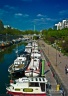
[54,20,68,30]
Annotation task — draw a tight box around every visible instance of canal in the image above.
[0,44,25,94]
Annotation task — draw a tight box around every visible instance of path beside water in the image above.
[38,39,68,95]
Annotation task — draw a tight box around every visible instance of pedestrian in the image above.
[47,62,50,67]
[59,53,61,57]
[60,88,65,96]
[65,65,68,74]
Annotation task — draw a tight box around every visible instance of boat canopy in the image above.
[16,77,48,83]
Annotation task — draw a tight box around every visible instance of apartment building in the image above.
[54,20,68,30]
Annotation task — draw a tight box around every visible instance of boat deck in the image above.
[9,63,25,73]
[14,63,24,68]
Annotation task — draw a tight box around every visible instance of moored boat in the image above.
[25,58,42,77]
[32,41,38,50]
[6,77,48,96]
[8,54,30,74]
[31,49,41,59]
[25,44,32,54]
[25,41,42,77]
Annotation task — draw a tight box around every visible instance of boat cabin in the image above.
[7,77,48,96]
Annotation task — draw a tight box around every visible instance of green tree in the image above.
[0,20,4,31]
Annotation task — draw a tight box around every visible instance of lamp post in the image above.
[56,45,57,66]
[48,45,49,56]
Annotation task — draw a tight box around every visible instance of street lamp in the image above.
[48,44,49,56]
[56,45,57,66]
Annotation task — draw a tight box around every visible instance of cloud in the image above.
[59,10,68,15]
[37,14,46,17]
[46,18,52,21]
[32,18,44,22]
[15,13,23,16]
[34,16,57,22]
[4,5,15,10]
[37,14,43,17]
[45,18,57,21]
[37,14,57,22]
[4,5,19,11]
[14,13,29,17]
[31,16,57,29]
[31,18,46,25]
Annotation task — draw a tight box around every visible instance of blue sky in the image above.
[0,0,68,31]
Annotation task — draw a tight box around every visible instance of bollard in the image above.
[56,84,60,91]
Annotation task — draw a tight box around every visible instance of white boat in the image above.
[31,50,41,59]
[32,41,38,50]
[25,41,41,77]
[8,54,29,74]
[32,41,38,47]
[6,77,48,96]
[25,42,32,53]
[25,45,32,53]
[25,58,42,77]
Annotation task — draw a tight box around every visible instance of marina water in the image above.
[0,45,25,94]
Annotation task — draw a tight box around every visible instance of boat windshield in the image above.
[29,82,39,87]
[22,61,25,64]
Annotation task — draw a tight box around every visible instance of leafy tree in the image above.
[0,20,4,31]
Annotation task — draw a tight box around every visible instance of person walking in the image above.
[59,53,61,57]
[65,65,68,74]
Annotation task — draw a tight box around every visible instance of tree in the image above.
[0,20,4,31]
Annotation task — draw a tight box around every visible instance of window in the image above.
[29,82,39,87]
[23,88,33,92]
[15,88,20,91]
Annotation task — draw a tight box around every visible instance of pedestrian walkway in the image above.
[41,50,57,90]
[38,39,68,95]
[41,46,63,96]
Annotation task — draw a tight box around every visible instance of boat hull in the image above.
[7,91,47,96]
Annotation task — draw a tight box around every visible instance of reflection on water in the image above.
[0,44,16,62]
[0,44,25,94]
[0,35,22,41]
[0,42,27,62]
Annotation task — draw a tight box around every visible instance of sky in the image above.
[0,0,68,31]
